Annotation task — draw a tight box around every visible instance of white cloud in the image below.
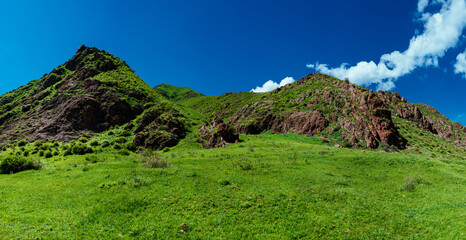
[454,49,466,78]
[418,0,429,12]
[307,0,466,91]
[251,77,295,93]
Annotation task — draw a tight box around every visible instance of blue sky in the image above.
[0,0,465,125]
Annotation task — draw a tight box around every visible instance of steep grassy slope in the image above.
[0,46,189,150]
[154,84,204,102]
[178,73,465,157]
[0,133,464,239]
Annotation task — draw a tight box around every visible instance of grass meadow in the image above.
[0,133,464,239]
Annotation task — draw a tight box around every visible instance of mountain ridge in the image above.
[0,46,463,158]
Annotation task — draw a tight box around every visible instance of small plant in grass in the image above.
[402,174,432,192]
[233,157,253,170]
[85,155,100,163]
[141,153,172,168]
[218,178,231,185]
[113,143,122,150]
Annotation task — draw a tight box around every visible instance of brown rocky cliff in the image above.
[221,73,462,150]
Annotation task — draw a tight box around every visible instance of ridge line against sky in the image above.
[0,0,465,125]
[252,0,466,93]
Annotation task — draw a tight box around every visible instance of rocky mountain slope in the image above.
[174,73,465,157]
[0,46,188,149]
[0,46,463,157]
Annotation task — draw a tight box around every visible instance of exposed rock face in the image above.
[220,73,461,149]
[132,104,186,150]
[198,119,239,148]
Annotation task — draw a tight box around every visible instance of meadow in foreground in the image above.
[0,133,464,239]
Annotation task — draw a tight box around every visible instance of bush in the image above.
[0,156,43,174]
[113,143,122,150]
[402,175,432,192]
[120,130,132,137]
[218,178,231,185]
[17,139,28,147]
[125,142,137,151]
[141,153,171,168]
[63,148,72,156]
[118,149,131,156]
[34,140,45,148]
[72,143,93,155]
[44,151,53,158]
[114,137,127,144]
[101,141,110,148]
[89,140,99,147]
[78,137,89,143]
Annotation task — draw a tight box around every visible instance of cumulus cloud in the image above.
[454,50,466,78]
[307,0,466,91]
[418,0,430,12]
[251,77,295,93]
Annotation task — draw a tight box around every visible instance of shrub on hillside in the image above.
[17,139,28,147]
[44,151,53,158]
[0,156,43,174]
[114,137,127,144]
[89,140,100,147]
[101,141,110,148]
[72,143,93,155]
[141,153,171,168]
[125,142,137,151]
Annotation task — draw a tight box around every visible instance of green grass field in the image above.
[0,133,464,239]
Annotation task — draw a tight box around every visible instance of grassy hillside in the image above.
[0,132,464,239]
[154,84,204,102]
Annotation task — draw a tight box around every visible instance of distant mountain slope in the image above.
[154,84,204,102]
[178,73,465,157]
[0,46,188,149]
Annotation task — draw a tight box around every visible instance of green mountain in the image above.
[177,73,465,158]
[0,45,188,150]
[0,46,464,158]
